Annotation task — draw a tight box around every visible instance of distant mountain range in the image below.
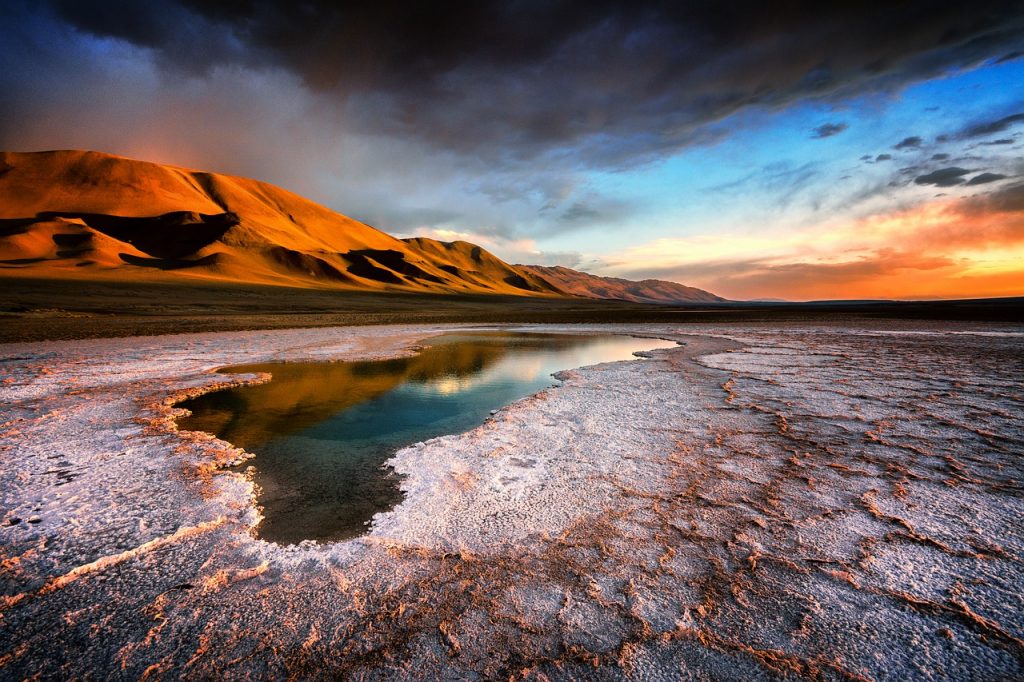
[0,150,722,303]
[519,265,725,304]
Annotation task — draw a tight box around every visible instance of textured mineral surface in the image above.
[1,322,1022,680]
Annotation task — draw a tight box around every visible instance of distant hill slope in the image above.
[519,265,725,304]
[0,150,561,296]
[0,150,722,302]
[401,237,559,296]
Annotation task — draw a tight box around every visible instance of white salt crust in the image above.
[1,322,1022,680]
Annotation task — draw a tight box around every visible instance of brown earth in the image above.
[0,276,1020,344]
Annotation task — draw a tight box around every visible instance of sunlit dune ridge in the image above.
[0,149,724,303]
[0,150,562,295]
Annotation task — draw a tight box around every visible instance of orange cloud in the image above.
[680,251,1021,301]
[858,182,1024,251]
[611,182,1024,300]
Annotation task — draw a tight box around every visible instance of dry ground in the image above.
[1,276,1020,343]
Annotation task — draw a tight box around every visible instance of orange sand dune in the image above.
[401,237,561,295]
[0,150,561,295]
[0,150,720,301]
[519,264,725,304]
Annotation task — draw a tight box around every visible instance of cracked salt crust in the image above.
[1,322,1022,680]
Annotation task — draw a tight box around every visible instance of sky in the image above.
[1,0,1023,301]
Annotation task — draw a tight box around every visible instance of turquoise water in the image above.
[177,332,676,543]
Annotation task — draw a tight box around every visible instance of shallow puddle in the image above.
[176,332,676,543]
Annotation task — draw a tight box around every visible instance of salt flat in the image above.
[1,323,1022,680]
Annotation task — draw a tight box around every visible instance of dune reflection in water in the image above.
[177,332,676,544]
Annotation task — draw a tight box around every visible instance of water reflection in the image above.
[177,332,676,544]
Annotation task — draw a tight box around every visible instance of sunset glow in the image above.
[603,189,1024,300]
[2,2,1022,300]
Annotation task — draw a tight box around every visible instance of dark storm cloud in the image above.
[811,122,848,139]
[19,0,1024,169]
[893,136,923,150]
[914,167,971,186]
[958,112,1024,139]
[966,172,1009,185]
[876,154,893,161]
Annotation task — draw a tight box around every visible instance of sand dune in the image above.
[519,264,724,303]
[402,237,561,295]
[0,150,561,295]
[0,150,718,301]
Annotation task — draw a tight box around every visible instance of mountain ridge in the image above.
[519,264,725,304]
[0,150,721,303]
